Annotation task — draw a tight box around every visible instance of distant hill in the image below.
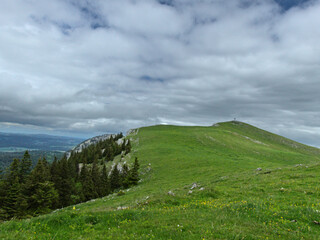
[0,132,85,170]
[2,121,320,239]
[0,132,84,152]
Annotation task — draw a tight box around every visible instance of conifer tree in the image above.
[17,151,33,215]
[128,157,140,186]
[91,158,101,196]
[30,181,58,214]
[0,178,7,220]
[100,165,110,196]
[50,157,62,207]
[110,164,120,191]
[2,176,20,218]
[19,151,32,184]
[7,158,20,184]
[57,157,73,207]
[80,163,97,201]
[27,157,57,213]
[79,162,87,183]
[125,140,131,154]
[121,163,130,188]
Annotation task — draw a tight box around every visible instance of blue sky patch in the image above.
[140,75,164,83]
[274,0,311,10]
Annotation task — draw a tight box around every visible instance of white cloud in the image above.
[0,0,320,145]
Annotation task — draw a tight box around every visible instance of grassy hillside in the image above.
[1,121,320,239]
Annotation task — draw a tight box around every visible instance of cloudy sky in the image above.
[0,0,320,146]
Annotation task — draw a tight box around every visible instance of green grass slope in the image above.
[2,121,320,239]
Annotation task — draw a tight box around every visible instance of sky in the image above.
[0,0,320,146]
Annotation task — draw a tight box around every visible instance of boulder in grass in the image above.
[190,183,199,190]
[168,191,175,196]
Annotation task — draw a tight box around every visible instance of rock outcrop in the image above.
[66,134,114,158]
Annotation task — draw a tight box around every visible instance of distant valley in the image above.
[0,132,84,169]
[0,132,84,151]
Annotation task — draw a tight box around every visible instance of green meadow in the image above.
[2,121,320,239]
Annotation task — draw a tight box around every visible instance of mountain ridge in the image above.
[2,121,320,239]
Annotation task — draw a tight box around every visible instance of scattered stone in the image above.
[291,220,297,223]
[117,190,125,196]
[313,220,320,225]
[280,187,285,192]
[295,164,303,167]
[188,190,193,194]
[168,191,175,196]
[199,187,205,191]
[117,206,128,210]
[191,183,199,190]
[256,168,262,171]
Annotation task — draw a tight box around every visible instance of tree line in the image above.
[0,135,139,220]
[0,150,64,170]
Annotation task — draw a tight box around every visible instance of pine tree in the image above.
[30,181,58,214]
[80,163,97,201]
[7,158,20,184]
[125,140,131,154]
[128,157,140,186]
[100,165,110,196]
[1,158,22,218]
[50,157,61,208]
[121,163,130,188]
[57,157,74,207]
[110,164,120,191]
[19,151,32,184]
[0,178,7,220]
[16,151,33,216]
[91,158,102,197]
[27,157,57,213]
[2,176,20,218]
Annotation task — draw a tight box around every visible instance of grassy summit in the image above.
[2,121,320,239]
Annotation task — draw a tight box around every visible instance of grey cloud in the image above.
[1,0,320,146]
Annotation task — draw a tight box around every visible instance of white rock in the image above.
[190,183,199,190]
[168,191,175,196]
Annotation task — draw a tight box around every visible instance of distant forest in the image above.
[0,134,139,220]
[0,151,64,170]
[0,132,83,151]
